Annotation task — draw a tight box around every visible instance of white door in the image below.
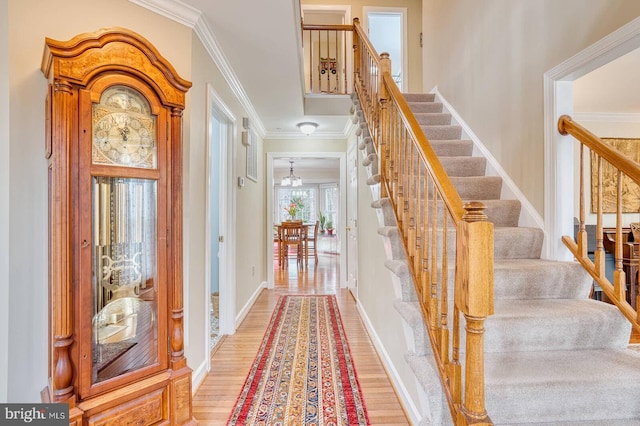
[346,143,358,296]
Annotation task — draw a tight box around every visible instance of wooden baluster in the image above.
[577,144,588,259]
[440,212,450,365]
[421,177,431,303]
[451,305,462,408]
[455,202,494,425]
[429,191,439,334]
[407,143,416,263]
[614,170,626,302]
[595,156,605,280]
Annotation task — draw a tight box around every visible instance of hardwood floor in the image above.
[192,254,410,425]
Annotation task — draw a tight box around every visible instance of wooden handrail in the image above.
[559,115,640,184]
[382,72,466,222]
[302,23,354,32]
[558,114,640,331]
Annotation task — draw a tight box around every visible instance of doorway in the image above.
[205,85,236,363]
[544,17,640,261]
[363,7,407,92]
[266,153,347,288]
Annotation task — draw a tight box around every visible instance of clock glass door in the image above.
[88,84,164,386]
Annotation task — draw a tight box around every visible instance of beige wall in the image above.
[422,0,640,217]
[302,0,423,93]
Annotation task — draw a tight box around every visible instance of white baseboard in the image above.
[191,359,209,395]
[431,86,544,232]
[235,281,267,328]
[355,299,421,425]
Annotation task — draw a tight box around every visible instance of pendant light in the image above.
[281,160,302,187]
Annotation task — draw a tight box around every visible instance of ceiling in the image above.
[131,0,353,139]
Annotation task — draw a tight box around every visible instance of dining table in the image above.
[275,221,314,268]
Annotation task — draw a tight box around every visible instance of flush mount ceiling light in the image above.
[297,122,318,135]
[281,160,302,187]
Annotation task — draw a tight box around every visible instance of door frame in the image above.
[346,140,359,297]
[362,6,408,93]
[266,151,347,288]
[204,84,237,370]
[544,17,640,260]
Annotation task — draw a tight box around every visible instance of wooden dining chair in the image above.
[280,220,304,269]
[305,221,320,267]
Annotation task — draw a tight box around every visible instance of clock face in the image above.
[92,86,157,169]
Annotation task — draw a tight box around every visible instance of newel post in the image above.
[378,52,391,198]
[455,202,494,425]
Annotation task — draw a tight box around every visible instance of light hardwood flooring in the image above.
[192,254,410,425]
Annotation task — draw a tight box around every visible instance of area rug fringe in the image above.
[227,295,370,425]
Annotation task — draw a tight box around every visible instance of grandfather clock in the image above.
[41,28,195,425]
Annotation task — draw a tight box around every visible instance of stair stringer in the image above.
[352,98,452,426]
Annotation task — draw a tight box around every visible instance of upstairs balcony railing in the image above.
[558,115,640,332]
[302,23,352,94]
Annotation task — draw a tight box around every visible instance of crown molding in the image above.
[573,111,640,123]
[128,0,267,138]
[128,0,200,27]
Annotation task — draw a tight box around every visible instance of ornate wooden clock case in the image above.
[41,28,195,425]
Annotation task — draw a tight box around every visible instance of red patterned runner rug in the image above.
[227,295,370,425]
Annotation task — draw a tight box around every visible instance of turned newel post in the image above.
[378,52,391,198]
[170,106,186,369]
[455,201,494,425]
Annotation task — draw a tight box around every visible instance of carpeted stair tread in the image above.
[475,199,521,227]
[403,93,436,102]
[421,124,462,140]
[394,300,431,356]
[451,176,503,200]
[494,259,592,300]
[494,227,544,259]
[434,199,521,227]
[440,156,486,176]
[430,139,474,157]
[384,259,417,302]
[407,101,443,113]
[486,299,631,352]
[485,349,640,424]
[414,112,452,126]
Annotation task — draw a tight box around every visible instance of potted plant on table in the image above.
[284,197,305,221]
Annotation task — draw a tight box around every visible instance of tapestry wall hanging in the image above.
[590,138,640,213]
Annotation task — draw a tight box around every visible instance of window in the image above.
[320,184,338,231]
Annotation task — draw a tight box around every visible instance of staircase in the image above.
[354,92,640,425]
